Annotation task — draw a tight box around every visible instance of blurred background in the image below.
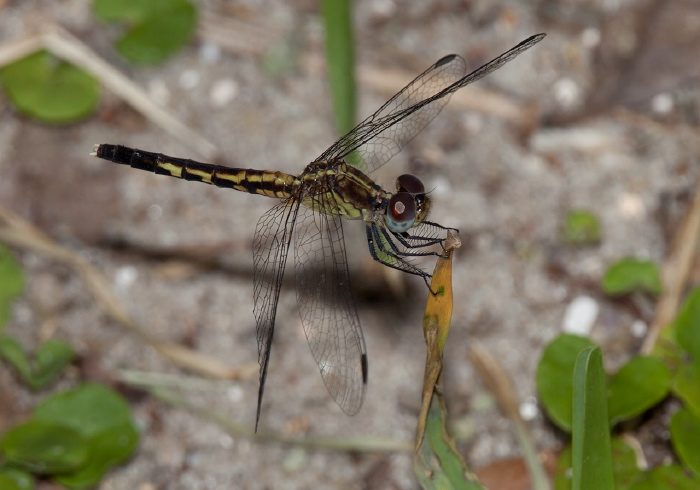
[0,0,698,488]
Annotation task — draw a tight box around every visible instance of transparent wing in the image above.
[252,199,299,431]
[316,33,546,175]
[293,200,368,415]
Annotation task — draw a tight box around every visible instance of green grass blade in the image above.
[320,0,356,136]
[571,346,614,490]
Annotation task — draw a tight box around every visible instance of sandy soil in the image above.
[1,0,699,488]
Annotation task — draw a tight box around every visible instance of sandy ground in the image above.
[1,0,699,488]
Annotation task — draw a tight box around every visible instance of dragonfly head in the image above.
[385,174,431,233]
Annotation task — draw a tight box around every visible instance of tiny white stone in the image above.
[553,77,581,108]
[519,397,539,421]
[199,42,221,63]
[179,69,200,89]
[209,79,239,108]
[631,320,648,338]
[562,295,599,336]
[581,28,601,48]
[617,192,645,219]
[147,204,163,221]
[651,93,673,114]
[115,266,138,289]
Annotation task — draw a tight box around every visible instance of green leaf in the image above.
[0,51,100,124]
[670,408,700,477]
[607,356,670,425]
[627,464,699,490]
[32,383,139,487]
[55,421,139,489]
[0,467,34,490]
[602,258,662,296]
[562,210,601,245]
[0,421,88,474]
[673,363,700,417]
[0,246,24,328]
[93,0,198,65]
[413,394,483,489]
[34,383,135,437]
[0,336,32,381]
[0,337,75,390]
[571,346,614,490]
[675,286,700,362]
[537,334,596,432]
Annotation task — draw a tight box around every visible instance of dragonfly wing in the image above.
[252,199,299,431]
[316,33,545,175]
[293,204,368,415]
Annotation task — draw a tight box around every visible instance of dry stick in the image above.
[0,204,254,380]
[470,342,551,490]
[641,172,700,354]
[0,24,219,161]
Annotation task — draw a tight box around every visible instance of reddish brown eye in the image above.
[386,192,416,233]
[396,174,425,195]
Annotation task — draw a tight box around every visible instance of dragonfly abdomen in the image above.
[92,144,297,199]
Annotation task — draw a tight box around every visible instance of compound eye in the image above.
[396,174,425,195]
[386,192,416,233]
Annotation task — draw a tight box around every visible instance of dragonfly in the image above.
[92,33,545,431]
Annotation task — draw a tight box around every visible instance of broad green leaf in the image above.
[93,0,197,65]
[563,210,601,245]
[0,51,100,124]
[670,408,700,477]
[607,356,670,425]
[56,421,139,489]
[571,346,614,490]
[627,464,699,490]
[673,363,700,417]
[34,383,134,437]
[0,246,24,328]
[536,333,596,431]
[0,467,34,490]
[0,421,88,474]
[675,286,700,362]
[602,258,662,296]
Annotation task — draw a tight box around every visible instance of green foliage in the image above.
[93,0,198,65]
[536,334,595,431]
[0,337,75,390]
[538,335,670,432]
[0,51,100,124]
[562,209,601,245]
[0,383,139,489]
[670,408,700,478]
[602,258,662,296]
[0,467,34,490]
[555,438,699,490]
[571,346,614,490]
[607,356,670,425]
[674,286,700,363]
[0,421,88,474]
[0,246,24,329]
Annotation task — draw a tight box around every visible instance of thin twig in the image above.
[0,204,251,380]
[641,172,700,354]
[470,342,551,490]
